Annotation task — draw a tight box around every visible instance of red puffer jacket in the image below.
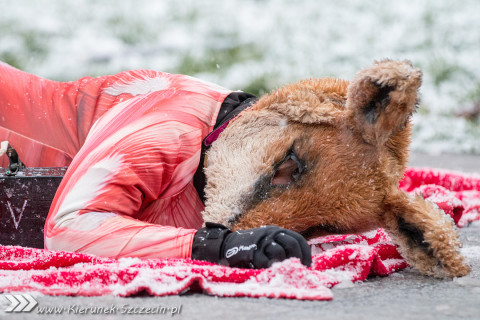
[0,62,232,259]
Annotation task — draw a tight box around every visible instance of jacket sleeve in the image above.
[44,126,201,259]
[0,62,108,167]
[44,72,229,259]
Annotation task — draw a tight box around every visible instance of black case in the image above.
[0,167,66,248]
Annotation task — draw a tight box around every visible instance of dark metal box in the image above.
[0,167,66,248]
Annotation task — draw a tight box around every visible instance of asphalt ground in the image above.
[1,152,479,320]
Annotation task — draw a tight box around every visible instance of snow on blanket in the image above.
[0,167,479,301]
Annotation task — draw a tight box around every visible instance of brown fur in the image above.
[202,59,470,278]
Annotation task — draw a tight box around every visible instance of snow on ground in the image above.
[1,0,479,153]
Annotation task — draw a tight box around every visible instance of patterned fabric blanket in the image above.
[0,168,479,301]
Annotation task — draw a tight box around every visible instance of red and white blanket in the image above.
[0,168,479,301]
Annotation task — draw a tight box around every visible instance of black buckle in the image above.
[4,144,25,176]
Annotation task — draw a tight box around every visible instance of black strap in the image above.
[193,92,257,203]
[191,222,231,263]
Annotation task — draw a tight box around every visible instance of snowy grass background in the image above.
[1,0,479,153]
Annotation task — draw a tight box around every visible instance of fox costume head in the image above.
[202,59,470,278]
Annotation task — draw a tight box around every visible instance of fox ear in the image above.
[346,60,422,145]
[380,189,470,278]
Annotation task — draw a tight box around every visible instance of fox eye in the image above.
[271,152,305,187]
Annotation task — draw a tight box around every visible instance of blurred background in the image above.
[1,0,479,153]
